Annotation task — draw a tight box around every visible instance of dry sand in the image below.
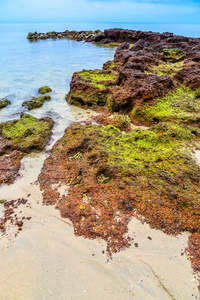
[0,110,200,300]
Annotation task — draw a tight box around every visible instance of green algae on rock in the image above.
[0,199,6,204]
[66,69,118,108]
[148,60,185,77]
[0,99,11,109]
[22,95,51,110]
[0,113,54,153]
[109,114,131,131]
[132,87,200,126]
[38,86,52,94]
[0,114,54,186]
[39,122,200,256]
[162,48,186,63]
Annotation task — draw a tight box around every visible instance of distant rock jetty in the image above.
[27,28,200,50]
[27,30,102,41]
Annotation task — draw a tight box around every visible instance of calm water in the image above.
[0,22,200,127]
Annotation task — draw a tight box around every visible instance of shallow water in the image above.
[0,23,116,129]
[0,22,199,125]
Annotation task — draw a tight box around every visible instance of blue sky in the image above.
[0,0,200,23]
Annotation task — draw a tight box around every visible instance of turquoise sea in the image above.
[0,22,200,128]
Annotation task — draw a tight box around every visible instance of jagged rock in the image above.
[38,86,52,94]
[0,114,54,185]
[116,42,130,51]
[174,68,200,90]
[27,30,102,42]
[22,95,51,110]
[0,99,11,109]
[0,113,54,153]
[66,69,118,107]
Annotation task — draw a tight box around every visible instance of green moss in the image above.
[104,61,117,71]
[0,113,53,152]
[66,70,118,107]
[38,86,52,94]
[97,174,110,184]
[162,48,186,62]
[66,89,109,107]
[94,42,121,48]
[23,95,51,110]
[0,99,11,109]
[148,60,185,76]
[110,114,131,130]
[62,123,199,205]
[0,199,6,204]
[79,69,117,89]
[132,87,200,125]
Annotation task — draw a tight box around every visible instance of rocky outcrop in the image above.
[27,30,102,41]
[66,47,174,112]
[22,95,51,110]
[0,114,54,185]
[30,27,200,288]
[85,28,200,53]
[0,98,11,109]
[66,69,118,108]
[66,29,200,116]
[174,67,200,90]
[38,122,200,257]
[38,86,52,94]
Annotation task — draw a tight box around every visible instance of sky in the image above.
[0,0,200,23]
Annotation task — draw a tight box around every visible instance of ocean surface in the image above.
[0,22,200,130]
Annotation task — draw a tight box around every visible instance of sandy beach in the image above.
[0,108,199,299]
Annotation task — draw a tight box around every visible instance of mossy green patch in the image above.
[38,86,52,94]
[132,87,200,125]
[162,48,186,63]
[148,60,185,76]
[0,113,53,152]
[94,42,121,48]
[23,95,51,110]
[79,69,118,89]
[104,61,117,71]
[89,124,197,177]
[0,99,11,109]
[0,199,6,204]
[109,114,131,130]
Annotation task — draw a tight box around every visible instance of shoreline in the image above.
[1,27,200,298]
[0,148,199,299]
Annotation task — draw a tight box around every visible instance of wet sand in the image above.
[0,110,200,299]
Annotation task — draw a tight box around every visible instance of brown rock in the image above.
[174,68,200,90]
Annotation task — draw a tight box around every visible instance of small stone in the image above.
[17,221,23,227]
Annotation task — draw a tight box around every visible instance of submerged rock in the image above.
[22,95,51,110]
[38,86,52,94]
[0,98,11,109]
